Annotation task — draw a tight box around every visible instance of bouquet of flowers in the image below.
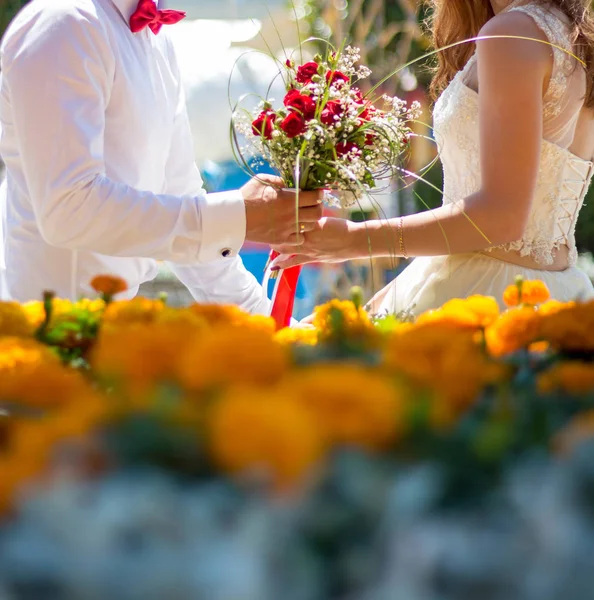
[233,46,421,327]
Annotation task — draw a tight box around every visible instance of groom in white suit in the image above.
[0,0,322,312]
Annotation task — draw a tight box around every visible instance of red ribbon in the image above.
[129,0,186,35]
[268,250,302,330]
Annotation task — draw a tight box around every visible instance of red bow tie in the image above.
[129,0,186,35]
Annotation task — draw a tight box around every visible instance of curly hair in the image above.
[428,0,594,107]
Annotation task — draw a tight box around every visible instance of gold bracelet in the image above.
[398,216,408,259]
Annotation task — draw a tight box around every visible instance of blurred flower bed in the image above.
[1,276,594,599]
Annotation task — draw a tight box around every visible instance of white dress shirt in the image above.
[0,0,271,314]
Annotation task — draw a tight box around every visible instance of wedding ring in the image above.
[299,223,306,234]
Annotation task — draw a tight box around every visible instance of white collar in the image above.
[111,0,159,23]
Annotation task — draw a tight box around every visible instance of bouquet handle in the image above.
[263,250,302,330]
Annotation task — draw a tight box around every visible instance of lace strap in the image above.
[508,4,574,106]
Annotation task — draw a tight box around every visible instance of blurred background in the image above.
[1,0,593,315]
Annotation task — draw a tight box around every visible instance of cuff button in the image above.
[221,248,232,258]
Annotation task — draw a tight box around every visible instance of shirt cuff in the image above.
[198,190,246,263]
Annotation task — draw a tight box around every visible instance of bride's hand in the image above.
[271,217,359,270]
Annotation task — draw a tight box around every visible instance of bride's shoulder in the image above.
[477,8,554,65]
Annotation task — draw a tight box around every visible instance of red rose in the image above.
[320,101,343,126]
[352,88,365,104]
[364,132,376,146]
[326,70,349,86]
[283,89,316,120]
[358,104,375,121]
[280,112,307,138]
[296,61,319,84]
[251,111,276,139]
[336,141,359,156]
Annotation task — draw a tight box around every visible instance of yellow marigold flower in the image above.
[417,295,500,329]
[75,298,106,313]
[312,299,380,348]
[0,337,58,377]
[209,388,323,490]
[23,299,70,328]
[90,274,128,296]
[538,300,594,352]
[275,326,318,346]
[484,307,541,357]
[554,409,594,457]
[503,279,550,307]
[537,361,594,395]
[188,303,276,332]
[0,302,34,338]
[313,299,371,332]
[282,364,408,450]
[23,298,105,329]
[102,297,165,326]
[177,326,288,392]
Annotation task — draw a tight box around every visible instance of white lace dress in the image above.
[378,1,594,315]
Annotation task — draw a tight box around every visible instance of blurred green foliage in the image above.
[0,0,28,38]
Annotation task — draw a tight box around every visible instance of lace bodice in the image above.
[433,1,594,266]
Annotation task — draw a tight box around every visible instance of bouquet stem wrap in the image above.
[264,250,301,330]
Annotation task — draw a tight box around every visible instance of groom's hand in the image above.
[241,174,323,246]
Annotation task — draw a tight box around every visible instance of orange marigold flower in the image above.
[154,307,207,329]
[188,303,276,332]
[177,326,289,392]
[209,388,324,490]
[0,361,99,411]
[92,322,200,390]
[0,337,59,377]
[538,361,594,395]
[275,326,318,346]
[385,323,509,418]
[529,340,550,353]
[0,399,108,514]
[484,307,541,357]
[0,455,45,515]
[417,295,500,329]
[102,297,164,326]
[538,300,594,352]
[90,274,128,296]
[503,279,550,307]
[538,299,575,316]
[282,364,408,450]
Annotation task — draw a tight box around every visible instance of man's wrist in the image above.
[198,190,246,262]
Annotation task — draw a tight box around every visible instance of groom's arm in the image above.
[161,37,270,315]
[0,4,245,265]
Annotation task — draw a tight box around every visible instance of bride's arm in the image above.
[272,12,552,268]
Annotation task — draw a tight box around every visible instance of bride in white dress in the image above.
[272,0,594,315]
